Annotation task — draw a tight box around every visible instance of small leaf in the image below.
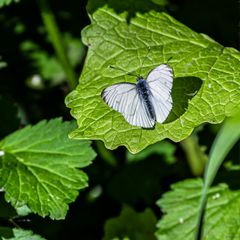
[103,205,157,240]
[156,179,240,240]
[2,228,45,240]
[65,4,240,153]
[0,118,96,219]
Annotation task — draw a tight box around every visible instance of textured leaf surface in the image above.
[103,205,157,240]
[0,119,96,219]
[65,4,240,153]
[156,179,240,240]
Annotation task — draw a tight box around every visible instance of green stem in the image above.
[180,135,207,176]
[95,141,118,167]
[36,0,77,90]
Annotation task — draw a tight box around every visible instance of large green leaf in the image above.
[65,4,240,153]
[156,179,240,240]
[0,118,96,219]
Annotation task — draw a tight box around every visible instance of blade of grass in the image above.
[196,111,240,240]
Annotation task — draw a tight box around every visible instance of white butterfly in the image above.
[101,64,173,128]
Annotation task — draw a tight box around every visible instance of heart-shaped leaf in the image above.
[65,4,240,153]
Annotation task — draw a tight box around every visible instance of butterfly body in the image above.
[101,64,173,128]
[136,77,156,121]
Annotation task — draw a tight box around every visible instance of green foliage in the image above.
[66,4,240,153]
[127,141,176,164]
[203,112,240,193]
[156,179,240,240]
[180,132,208,176]
[0,0,239,239]
[0,0,19,8]
[21,34,85,89]
[2,228,44,240]
[196,112,240,239]
[0,118,96,219]
[103,205,157,240]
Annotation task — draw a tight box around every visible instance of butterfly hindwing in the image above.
[147,64,173,123]
[101,83,155,128]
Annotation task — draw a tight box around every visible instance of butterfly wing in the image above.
[147,64,173,123]
[101,83,155,128]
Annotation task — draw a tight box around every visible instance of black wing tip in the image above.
[141,124,155,130]
[101,89,107,101]
[162,63,174,75]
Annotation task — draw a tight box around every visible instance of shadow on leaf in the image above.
[166,76,202,123]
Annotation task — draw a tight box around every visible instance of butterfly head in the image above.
[137,76,144,82]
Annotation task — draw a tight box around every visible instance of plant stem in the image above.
[36,0,77,90]
[180,135,207,176]
[95,141,118,167]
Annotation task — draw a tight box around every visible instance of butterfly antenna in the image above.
[166,56,173,64]
[109,65,138,77]
[138,46,151,77]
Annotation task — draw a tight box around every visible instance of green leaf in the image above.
[196,111,240,239]
[2,228,45,240]
[0,118,96,219]
[203,112,240,197]
[156,179,240,240]
[0,0,20,8]
[126,140,176,164]
[103,205,157,240]
[65,4,240,153]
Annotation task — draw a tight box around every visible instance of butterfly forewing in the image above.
[102,63,173,128]
[146,64,173,123]
[101,83,155,128]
